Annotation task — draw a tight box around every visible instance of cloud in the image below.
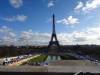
[0,26,16,46]
[75,0,100,13]
[1,26,100,46]
[18,30,50,46]
[57,26,100,45]
[74,2,84,11]
[57,16,79,25]
[2,15,27,22]
[82,0,100,12]
[9,0,23,8]
[48,0,55,7]
[0,26,50,46]
[16,15,27,22]
[70,27,100,45]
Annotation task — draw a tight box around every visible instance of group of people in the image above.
[2,54,32,65]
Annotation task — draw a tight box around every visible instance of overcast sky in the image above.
[0,0,100,46]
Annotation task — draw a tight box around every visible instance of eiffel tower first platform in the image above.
[45,14,61,53]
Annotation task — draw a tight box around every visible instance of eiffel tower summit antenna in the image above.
[52,14,56,34]
[46,14,61,53]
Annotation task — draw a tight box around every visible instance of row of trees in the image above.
[0,45,46,57]
[63,45,100,59]
[0,45,100,59]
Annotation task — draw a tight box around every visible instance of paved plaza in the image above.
[0,60,100,73]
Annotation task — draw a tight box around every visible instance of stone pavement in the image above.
[0,65,100,73]
[0,60,100,73]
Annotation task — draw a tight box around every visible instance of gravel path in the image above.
[0,66,48,72]
[48,60,99,66]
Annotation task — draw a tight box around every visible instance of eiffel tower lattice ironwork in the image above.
[46,14,61,53]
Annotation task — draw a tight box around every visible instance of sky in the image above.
[0,0,100,46]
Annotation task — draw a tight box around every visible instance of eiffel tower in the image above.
[46,14,61,53]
